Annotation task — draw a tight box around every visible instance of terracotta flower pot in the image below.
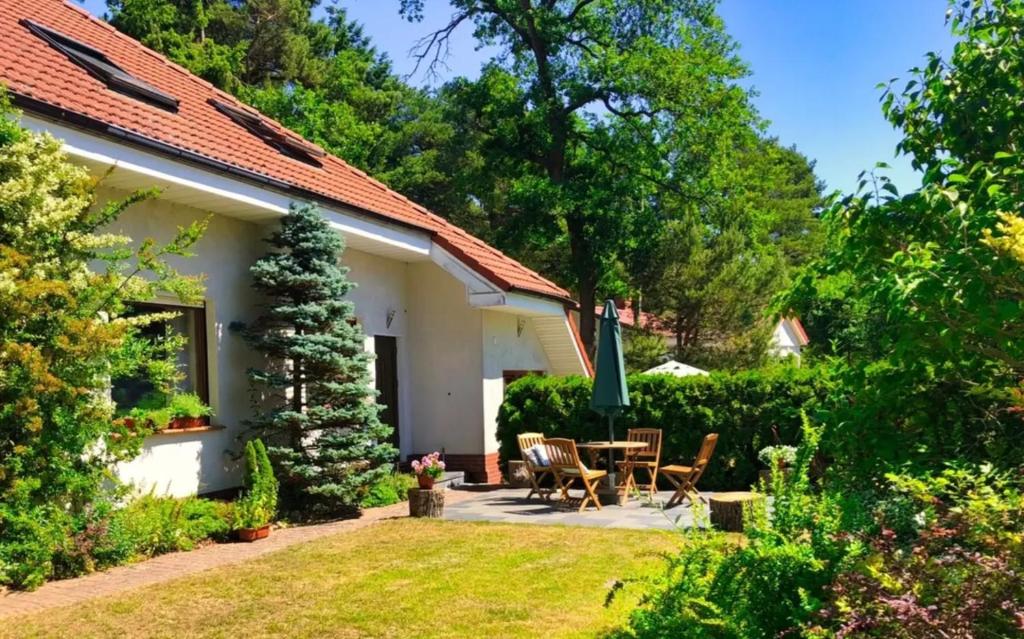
[236,524,270,542]
[417,474,435,489]
[169,416,206,430]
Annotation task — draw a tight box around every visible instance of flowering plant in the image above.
[411,452,446,479]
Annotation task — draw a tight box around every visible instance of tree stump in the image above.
[408,488,445,518]
[709,491,764,532]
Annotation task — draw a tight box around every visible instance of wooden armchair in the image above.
[660,433,719,508]
[616,428,662,497]
[517,432,552,499]
[544,438,608,512]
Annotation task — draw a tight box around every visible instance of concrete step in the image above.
[436,471,465,489]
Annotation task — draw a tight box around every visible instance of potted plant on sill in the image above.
[757,444,797,487]
[233,438,278,542]
[167,392,212,430]
[411,452,445,489]
[120,391,212,431]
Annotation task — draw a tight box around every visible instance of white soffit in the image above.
[19,114,432,262]
[532,315,589,376]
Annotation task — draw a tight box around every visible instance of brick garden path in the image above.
[0,488,482,619]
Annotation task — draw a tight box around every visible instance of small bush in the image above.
[233,439,278,529]
[818,466,1024,638]
[360,473,417,508]
[497,366,829,490]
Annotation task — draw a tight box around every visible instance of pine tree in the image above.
[241,202,395,513]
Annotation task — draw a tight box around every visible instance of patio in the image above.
[444,487,709,531]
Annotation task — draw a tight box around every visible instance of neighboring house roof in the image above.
[593,302,672,335]
[0,0,572,305]
[643,360,709,377]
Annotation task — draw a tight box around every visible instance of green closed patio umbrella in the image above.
[590,300,630,443]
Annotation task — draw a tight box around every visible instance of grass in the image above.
[4,519,682,639]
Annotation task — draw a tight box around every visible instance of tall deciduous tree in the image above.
[401,0,756,351]
[239,202,395,513]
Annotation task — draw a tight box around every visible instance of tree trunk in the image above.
[578,280,597,356]
[407,488,445,518]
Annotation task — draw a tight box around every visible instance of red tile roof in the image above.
[0,0,572,304]
[594,302,672,336]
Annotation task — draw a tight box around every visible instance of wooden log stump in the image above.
[709,491,765,532]
[408,487,445,518]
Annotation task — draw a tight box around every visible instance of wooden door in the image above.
[374,336,400,450]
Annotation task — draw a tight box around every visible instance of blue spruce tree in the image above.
[242,202,395,513]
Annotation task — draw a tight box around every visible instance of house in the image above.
[770,316,810,361]
[0,0,591,492]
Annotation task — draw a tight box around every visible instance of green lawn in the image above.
[4,520,681,639]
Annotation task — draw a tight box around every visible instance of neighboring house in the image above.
[0,0,591,492]
[587,301,810,362]
[770,316,811,361]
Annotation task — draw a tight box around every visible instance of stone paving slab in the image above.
[0,488,481,619]
[443,487,711,531]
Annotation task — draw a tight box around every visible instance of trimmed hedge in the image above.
[496,366,830,490]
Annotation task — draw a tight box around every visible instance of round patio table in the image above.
[577,441,647,506]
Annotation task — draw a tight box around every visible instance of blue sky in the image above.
[77,0,955,194]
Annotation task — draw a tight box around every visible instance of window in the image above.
[21,20,179,113]
[209,99,325,167]
[111,302,210,410]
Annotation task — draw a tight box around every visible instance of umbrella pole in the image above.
[607,415,616,488]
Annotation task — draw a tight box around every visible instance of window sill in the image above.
[151,424,226,436]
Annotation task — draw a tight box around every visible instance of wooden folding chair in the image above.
[544,438,608,512]
[517,432,553,499]
[616,428,662,498]
[660,433,719,509]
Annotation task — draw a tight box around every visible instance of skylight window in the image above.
[209,99,325,167]
[22,19,179,113]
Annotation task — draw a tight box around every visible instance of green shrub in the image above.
[233,439,278,529]
[612,416,853,639]
[360,473,417,508]
[168,392,213,419]
[99,495,231,561]
[497,366,829,490]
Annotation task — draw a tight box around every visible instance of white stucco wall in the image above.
[103,190,265,496]
[343,248,413,457]
[481,312,552,454]
[405,261,485,455]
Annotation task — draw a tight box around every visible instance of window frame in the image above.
[21,19,180,113]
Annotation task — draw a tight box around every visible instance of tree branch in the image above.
[408,10,473,80]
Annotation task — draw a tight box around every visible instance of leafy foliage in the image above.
[818,466,1024,638]
[612,417,849,639]
[497,366,828,490]
[233,439,278,530]
[0,95,206,589]
[238,202,395,514]
[622,330,669,373]
[783,0,1024,480]
[359,473,418,509]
